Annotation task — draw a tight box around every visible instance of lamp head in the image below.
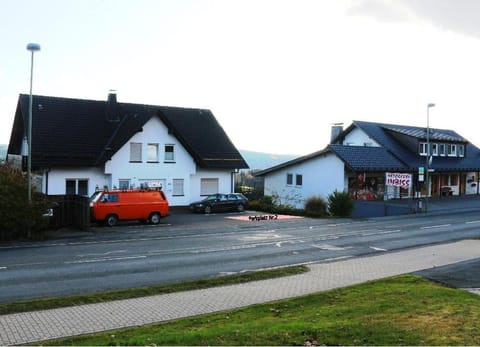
[427,103,435,108]
[26,43,41,52]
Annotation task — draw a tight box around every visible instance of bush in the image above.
[248,195,305,216]
[0,166,49,240]
[304,196,328,217]
[328,190,354,217]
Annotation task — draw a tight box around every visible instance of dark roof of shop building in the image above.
[8,94,248,170]
[256,120,480,176]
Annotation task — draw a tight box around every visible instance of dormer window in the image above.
[458,145,465,157]
[431,143,438,156]
[439,144,446,156]
[419,142,428,156]
[447,144,457,157]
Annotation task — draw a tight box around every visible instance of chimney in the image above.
[106,90,119,121]
[330,123,343,144]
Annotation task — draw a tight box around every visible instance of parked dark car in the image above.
[189,193,248,214]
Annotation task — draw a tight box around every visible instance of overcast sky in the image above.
[2,0,480,155]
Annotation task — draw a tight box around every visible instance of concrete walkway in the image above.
[1,239,480,345]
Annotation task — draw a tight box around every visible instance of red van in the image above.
[90,189,169,226]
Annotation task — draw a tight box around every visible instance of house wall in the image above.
[42,117,236,206]
[264,153,345,209]
[104,117,197,206]
[343,128,380,147]
[43,167,107,196]
[190,169,234,202]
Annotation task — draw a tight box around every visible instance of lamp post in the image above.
[425,102,435,212]
[26,43,40,203]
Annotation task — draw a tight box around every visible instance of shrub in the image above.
[304,196,328,217]
[0,166,49,240]
[328,190,354,217]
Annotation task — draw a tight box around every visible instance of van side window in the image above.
[102,194,119,203]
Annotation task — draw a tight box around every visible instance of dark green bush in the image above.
[304,196,328,217]
[328,190,354,217]
[248,195,305,216]
[0,166,49,241]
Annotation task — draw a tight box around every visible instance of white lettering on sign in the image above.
[385,172,412,188]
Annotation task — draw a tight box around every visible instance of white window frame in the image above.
[286,173,293,186]
[147,143,159,162]
[130,142,142,162]
[431,143,438,156]
[448,144,457,157]
[419,142,427,156]
[295,174,303,187]
[66,179,89,196]
[458,144,465,157]
[164,144,175,162]
[118,179,130,190]
[439,143,446,157]
[200,178,219,196]
[173,179,185,196]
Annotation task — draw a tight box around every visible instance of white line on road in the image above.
[362,229,401,236]
[466,220,480,224]
[420,224,451,230]
[370,246,387,252]
[65,255,147,264]
[0,267,6,270]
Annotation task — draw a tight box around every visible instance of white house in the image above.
[256,121,480,209]
[7,93,248,206]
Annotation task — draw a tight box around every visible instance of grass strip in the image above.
[0,265,308,315]
[45,275,480,346]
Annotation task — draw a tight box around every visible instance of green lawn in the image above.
[45,275,480,346]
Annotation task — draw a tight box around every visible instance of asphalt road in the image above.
[1,209,480,302]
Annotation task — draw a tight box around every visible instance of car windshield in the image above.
[90,191,103,203]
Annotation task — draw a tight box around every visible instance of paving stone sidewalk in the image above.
[1,239,480,346]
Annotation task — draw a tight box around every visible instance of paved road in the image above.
[2,202,480,302]
[1,239,479,346]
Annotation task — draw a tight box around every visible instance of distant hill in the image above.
[239,150,298,171]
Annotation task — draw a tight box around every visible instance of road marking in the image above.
[362,229,400,236]
[420,224,451,230]
[65,255,147,264]
[76,250,127,257]
[466,220,480,224]
[370,246,387,252]
[0,267,6,270]
[313,244,351,251]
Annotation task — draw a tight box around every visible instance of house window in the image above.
[147,143,159,162]
[286,173,293,186]
[296,174,303,186]
[119,179,130,190]
[164,145,175,162]
[419,142,427,156]
[448,144,457,157]
[431,143,438,156]
[458,145,465,157]
[130,142,142,162]
[200,178,219,195]
[173,179,184,196]
[66,179,88,196]
[439,143,446,156]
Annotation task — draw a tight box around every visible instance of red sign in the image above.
[386,172,412,188]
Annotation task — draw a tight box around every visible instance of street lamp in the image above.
[425,102,435,212]
[26,43,40,203]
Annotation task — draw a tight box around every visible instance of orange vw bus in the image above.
[90,188,169,226]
